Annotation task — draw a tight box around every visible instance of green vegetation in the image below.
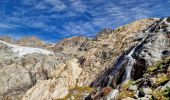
[121,80,133,91]
[59,86,93,100]
[117,80,135,99]
[118,91,135,99]
[167,18,170,22]
[147,60,164,73]
[155,74,169,85]
[114,26,125,32]
[151,88,170,100]
[164,87,170,98]
[147,57,170,73]
[151,90,168,100]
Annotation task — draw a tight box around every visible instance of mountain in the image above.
[0,17,170,100]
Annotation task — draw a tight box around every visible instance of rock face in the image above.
[1,17,170,100]
[87,17,170,99]
[77,18,157,86]
[22,58,82,100]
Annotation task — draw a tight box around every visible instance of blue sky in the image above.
[0,0,170,42]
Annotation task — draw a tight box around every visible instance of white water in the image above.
[124,47,136,81]
[0,40,54,57]
[106,89,119,100]
[123,34,149,81]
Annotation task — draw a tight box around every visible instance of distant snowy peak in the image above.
[0,40,54,57]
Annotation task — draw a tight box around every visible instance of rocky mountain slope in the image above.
[0,17,170,100]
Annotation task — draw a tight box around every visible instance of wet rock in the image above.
[106,89,119,100]
[138,90,145,97]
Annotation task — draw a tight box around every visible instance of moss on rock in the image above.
[117,91,135,99]
[60,86,93,100]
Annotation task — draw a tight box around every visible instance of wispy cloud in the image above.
[69,0,87,12]
[45,0,67,12]
[63,21,96,37]
[0,23,19,29]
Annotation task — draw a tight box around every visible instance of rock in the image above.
[122,97,135,100]
[142,88,152,95]
[129,85,138,91]
[138,90,145,97]
[138,95,152,100]
[167,65,170,72]
[161,81,170,91]
[0,36,13,43]
[22,79,69,100]
[0,64,32,99]
[15,36,45,48]
[51,86,69,99]
[23,58,83,100]
[50,58,82,87]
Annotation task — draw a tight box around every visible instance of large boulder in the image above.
[22,58,82,100]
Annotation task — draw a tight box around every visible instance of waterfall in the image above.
[123,48,136,81]
[104,35,148,100]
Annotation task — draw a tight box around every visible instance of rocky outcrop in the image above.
[22,58,83,100]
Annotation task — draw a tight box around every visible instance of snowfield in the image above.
[0,40,54,57]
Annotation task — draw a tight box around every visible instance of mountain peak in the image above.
[15,36,44,47]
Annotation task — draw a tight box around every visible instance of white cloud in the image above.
[44,0,67,12]
[64,22,86,35]
[31,22,47,28]
[119,0,138,5]
[22,0,67,12]
[0,23,19,29]
[49,12,76,18]
[34,2,48,10]
[69,0,87,12]
[63,21,96,37]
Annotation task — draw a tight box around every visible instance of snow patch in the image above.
[0,40,54,57]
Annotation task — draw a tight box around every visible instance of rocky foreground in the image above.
[0,17,170,100]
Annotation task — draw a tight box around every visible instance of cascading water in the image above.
[105,37,149,99]
[123,48,136,81]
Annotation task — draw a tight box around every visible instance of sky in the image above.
[0,0,170,42]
